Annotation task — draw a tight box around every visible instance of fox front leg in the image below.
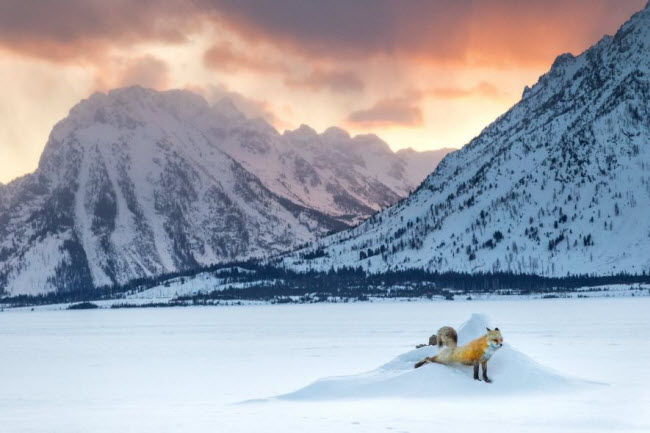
[473,361,480,380]
[481,361,492,383]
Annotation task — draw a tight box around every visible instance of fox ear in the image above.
[486,327,492,332]
[495,327,500,331]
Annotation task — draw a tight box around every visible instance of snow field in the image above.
[0,297,648,432]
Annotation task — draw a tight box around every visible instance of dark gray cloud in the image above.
[0,0,194,61]
[0,0,645,67]
[201,0,646,65]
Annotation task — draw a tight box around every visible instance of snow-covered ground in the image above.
[1,298,649,432]
[277,313,598,400]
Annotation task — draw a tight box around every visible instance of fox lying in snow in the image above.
[414,327,503,383]
[415,326,458,349]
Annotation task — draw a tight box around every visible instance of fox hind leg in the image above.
[414,356,437,369]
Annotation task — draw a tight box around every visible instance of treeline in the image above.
[0,261,254,307]
[175,267,650,303]
[2,261,649,307]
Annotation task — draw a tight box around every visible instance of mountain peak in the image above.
[107,85,153,99]
[211,97,246,121]
[321,126,351,141]
[283,4,650,278]
[68,86,209,125]
[351,134,392,155]
[284,124,319,140]
[550,52,575,70]
[107,86,207,108]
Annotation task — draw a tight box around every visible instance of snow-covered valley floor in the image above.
[1,298,649,432]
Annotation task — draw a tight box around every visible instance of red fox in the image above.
[414,328,503,383]
[415,326,458,349]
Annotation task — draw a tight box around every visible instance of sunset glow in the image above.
[0,0,646,183]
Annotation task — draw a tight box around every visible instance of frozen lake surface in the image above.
[1,298,649,432]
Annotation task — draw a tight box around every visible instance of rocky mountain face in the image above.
[210,99,451,225]
[0,88,448,295]
[283,4,650,277]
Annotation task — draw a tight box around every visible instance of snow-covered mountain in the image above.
[283,4,650,277]
[0,87,448,295]
[210,100,451,224]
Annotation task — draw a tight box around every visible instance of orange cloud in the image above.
[347,97,423,128]
[203,43,363,93]
[284,69,363,93]
[119,56,170,89]
[424,81,504,100]
[345,81,503,130]
[203,42,283,73]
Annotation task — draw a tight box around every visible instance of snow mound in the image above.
[277,314,601,400]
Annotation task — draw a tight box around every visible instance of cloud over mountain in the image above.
[347,97,423,127]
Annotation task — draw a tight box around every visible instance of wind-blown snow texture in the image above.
[284,5,650,276]
[0,88,448,295]
[278,314,592,400]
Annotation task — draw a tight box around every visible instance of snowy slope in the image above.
[0,87,448,296]
[219,120,450,224]
[278,314,595,400]
[283,4,650,277]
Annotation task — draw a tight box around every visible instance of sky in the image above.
[0,0,646,184]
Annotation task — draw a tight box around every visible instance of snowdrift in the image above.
[277,314,600,400]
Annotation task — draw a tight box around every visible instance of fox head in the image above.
[486,327,503,349]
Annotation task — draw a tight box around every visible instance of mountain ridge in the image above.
[280,3,650,277]
[0,87,449,296]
